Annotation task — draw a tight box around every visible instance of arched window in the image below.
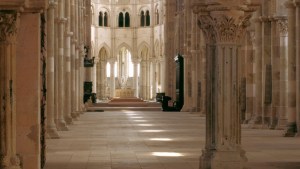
[125,12,130,27]
[156,9,159,25]
[118,12,124,27]
[140,11,145,26]
[104,12,108,27]
[99,12,103,26]
[146,10,150,26]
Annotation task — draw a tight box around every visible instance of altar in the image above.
[115,88,134,98]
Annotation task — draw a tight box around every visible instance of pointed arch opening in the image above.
[118,12,124,27]
[125,12,130,27]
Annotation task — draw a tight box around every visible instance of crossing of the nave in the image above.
[0,0,300,169]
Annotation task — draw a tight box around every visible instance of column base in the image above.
[64,116,73,125]
[46,126,60,139]
[1,155,21,169]
[71,112,79,120]
[56,120,69,131]
[276,118,288,130]
[269,117,278,130]
[283,122,297,137]
[248,116,262,128]
[199,148,247,169]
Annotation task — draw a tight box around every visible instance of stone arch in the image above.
[97,46,109,100]
[116,42,132,55]
[138,6,150,15]
[116,7,132,27]
[98,47,108,61]
[98,43,111,59]
[138,42,150,60]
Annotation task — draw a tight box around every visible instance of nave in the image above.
[44,110,300,169]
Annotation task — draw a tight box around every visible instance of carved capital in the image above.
[0,155,10,168]
[277,19,288,35]
[0,11,17,42]
[198,14,251,44]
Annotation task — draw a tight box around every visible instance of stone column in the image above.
[56,0,68,131]
[133,59,140,98]
[245,30,255,123]
[70,0,77,119]
[152,59,157,99]
[249,9,263,128]
[284,0,297,137]
[97,59,106,100]
[182,55,191,112]
[46,1,60,138]
[196,3,258,168]
[0,11,21,169]
[270,17,280,129]
[296,0,300,135]
[16,12,44,169]
[92,59,97,93]
[160,58,166,92]
[109,58,116,98]
[64,0,73,125]
[140,60,147,99]
[261,16,272,127]
[277,17,289,129]
[74,0,81,113]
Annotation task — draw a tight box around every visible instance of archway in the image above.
[114,47,136,98]
[97,47,108,100]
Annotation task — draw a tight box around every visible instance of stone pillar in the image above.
[75,48,80,112]
[140,60,147,99]
[97,59,106,100]
[70,0,78,119]
[270,17,280,129]
[182,55,191,112]
[56,0,68,131]
[16,12,42,169]
[92,60,97,93]
[245,30,255,123]
[249,9,263,127]
[0,11,21,169]
[261,16,272,127]
[284,0,297,137]
[196,3,258,168]
[296,0,300,135]
[152,60,157,99]
[64,0,73,125]
[46,1,60,138]
[160,58,166,92]
[277,17,289,129]
[133,59,140,98]
[109,58,116,98]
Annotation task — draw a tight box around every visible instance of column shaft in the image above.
[110,61,116,97]
[284,1,297,137]
[0,11,21,169]
[64,0,73,124]
[56,0,68,131]
[46,2,60,138]
[278,18,289,129]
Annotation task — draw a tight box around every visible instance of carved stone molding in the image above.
[0,11,17,42]
[198,14,251,43]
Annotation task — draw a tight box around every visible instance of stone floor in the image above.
[44,110,300,169]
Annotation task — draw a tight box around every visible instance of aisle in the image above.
[44,110,204,169]
[44,110,300,169]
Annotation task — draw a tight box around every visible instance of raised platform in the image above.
[87,97,162,111]
[109,97,145,103]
